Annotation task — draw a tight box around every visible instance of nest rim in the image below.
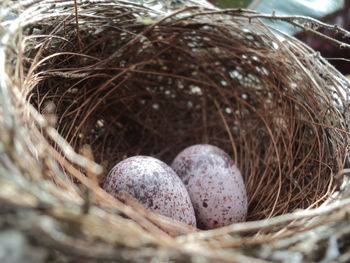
[1,0,350,262]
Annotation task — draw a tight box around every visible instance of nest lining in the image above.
[1,0,350,262]
[25,3,348,221]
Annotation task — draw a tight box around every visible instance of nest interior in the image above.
[20,1,350,224]
[3,0,350,262]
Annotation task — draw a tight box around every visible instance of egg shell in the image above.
[103,156,196,227]
[171,144,247,229]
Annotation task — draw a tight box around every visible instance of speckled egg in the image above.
[171,144,247,229]
[103,156,196,227]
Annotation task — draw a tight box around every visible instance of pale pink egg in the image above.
[171,144,247,229]
[103,156,196,227]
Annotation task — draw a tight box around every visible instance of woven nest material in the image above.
[1,0,350,262]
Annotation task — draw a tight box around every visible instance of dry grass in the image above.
[1,0,350,262]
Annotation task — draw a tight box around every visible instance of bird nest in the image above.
[1,0,350,262]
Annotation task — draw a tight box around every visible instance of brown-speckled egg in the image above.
[103,156,196,227]
[171,144,247,229]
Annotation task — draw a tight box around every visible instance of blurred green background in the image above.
[210,0,343,35]
[212,0,251,8]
